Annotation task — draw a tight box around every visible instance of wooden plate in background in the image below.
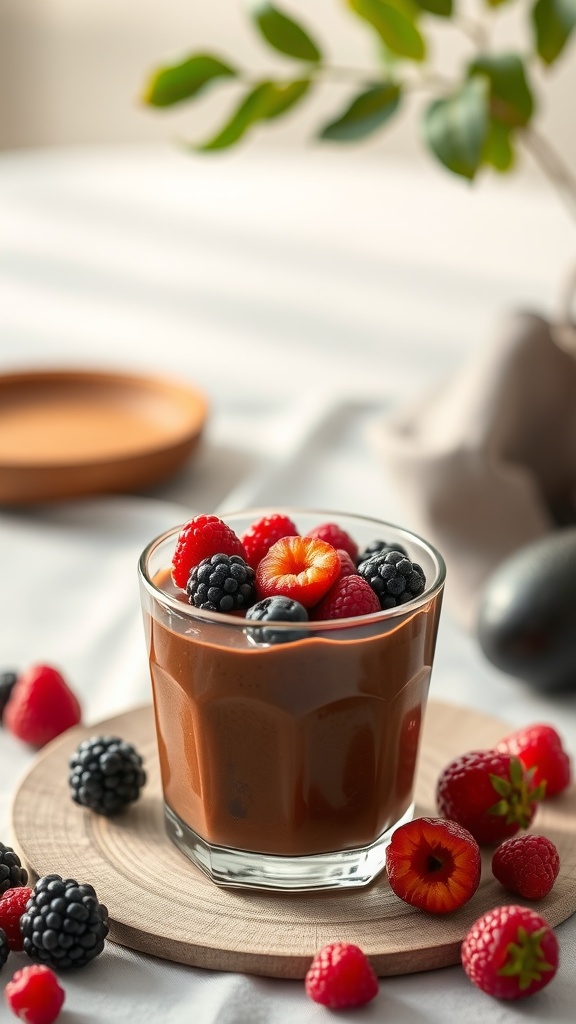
[0,369,208,503]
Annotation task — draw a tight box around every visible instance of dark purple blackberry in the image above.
[20,874,108,969]
[0,928,8,969]
[69,736,146,816]
[358,550,426,609]
[356,540,407,566]
[0,842,28,895]
[186,553,256,612]
[246,596,309,645]
[0,671,18,721]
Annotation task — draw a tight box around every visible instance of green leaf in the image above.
[413,0,452,15]
[198,80,309,150]
[320,83,401,141]
[484,0,513,7]
[483,119,514,171]
[348,0,426,62]
[489,773,512,797]
[143,54,236,108]
[533,0,576,65]
[422,77,489,180]
[251,2,321,62]
[469,54,534,127]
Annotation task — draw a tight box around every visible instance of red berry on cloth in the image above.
[436,750,544,845]
[492,834,560,900]
[0,887,33,950]
[171,514,246,589]
[311,574,381,620]
[256,536,340,608]
[304,941,378,1009]
[335,548,358,578]
[496,724,571,798]
[3,666,81,747]
[386,817,481,914]
[5,965,65,1024]
[461,905,558,999]
[241,513,299,570]
[306,522,359,562]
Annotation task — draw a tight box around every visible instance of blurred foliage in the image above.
[143,0,576,183]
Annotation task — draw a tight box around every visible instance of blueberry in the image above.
[245,597,309,645]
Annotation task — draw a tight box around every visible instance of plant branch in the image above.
[521,127,576,224]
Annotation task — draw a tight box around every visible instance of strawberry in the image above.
[492,834,560,900]
[335,548,358,578]
[461,905,558,999]
[311,574,381,620]
[5,964,65,1024]
[241,513,299,570]
[386,816,481,914]
[0,887,33,950]
[256,536,340,608]
[3,665,81,747]
[304,942,378,1009]
[306,522,359,562]
[171,514,246,589]
[496,724,571,798]
[436,750,544,845]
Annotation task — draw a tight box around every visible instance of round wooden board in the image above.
[11,701,576,979]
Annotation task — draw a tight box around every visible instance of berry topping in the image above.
[436,750,545,845]
[492,834,560,900]
[20,874,109,970]
[311,574,381,620]
[245,596,308,645]
[5,964,65,1024]
[306,522,359,562]
[69,736,146,816]
[3,665,81,748]
[241,513,299,570]
[461,905,558,999]
[357,539,407,565]
[358,550,426,609]
[0,886,33,950]
[0,843,28,896]
[171,514,246,589]
[186,553,256,612]
[256,536,340,608]
[0,671,18,721]
[335,548,358,578]
[0,928,8,970]
[304,942,378,1009]
[386,816,481,914]
[496,724,571,798]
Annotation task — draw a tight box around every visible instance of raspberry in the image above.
[436,750,545,845]
[5,964,65,1024]
[496,724,571,798]
[358,550,426,609]
[305,523,359,562]
[245,596,308,644]
[386,816,481,914]
[335,549,357,578]
[256,536,340,608]
[186,553,256,612]
[461,905,558,999]
[241,514,298,570]
[0,671,18,720]
[69,736,146,816]
[0,843,28,895]
[304,942,378,1009]
[171,514,246,589]
[20,874,109,969]
[312,574,381,620]
[492,834,560,900]
[3,666,81,748]
[0,887,33,950]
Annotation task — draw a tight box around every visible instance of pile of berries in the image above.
[171,512,427,638]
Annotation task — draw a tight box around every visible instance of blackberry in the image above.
[186,553,256,612]
[0,670,18,720]
[0,842,28,895]
[20,874,108,969]
[356,540,407,566]
[246,596,309,645]
[69,736,146,816]
[0,928,8,969]
[358,550,426,609]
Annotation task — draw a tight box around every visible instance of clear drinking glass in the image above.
[138,509,445,892]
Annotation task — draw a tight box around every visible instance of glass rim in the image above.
[138,507,446,632]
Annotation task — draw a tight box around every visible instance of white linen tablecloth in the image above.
[0,145,575,1023]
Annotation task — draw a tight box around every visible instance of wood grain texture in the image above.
[11,701,576,979]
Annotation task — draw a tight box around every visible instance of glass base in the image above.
[164,802,415,892]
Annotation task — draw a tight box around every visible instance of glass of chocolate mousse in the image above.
[138,509,445,892]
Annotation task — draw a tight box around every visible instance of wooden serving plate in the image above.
[0,369,208,503]
[11,701,576,978]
